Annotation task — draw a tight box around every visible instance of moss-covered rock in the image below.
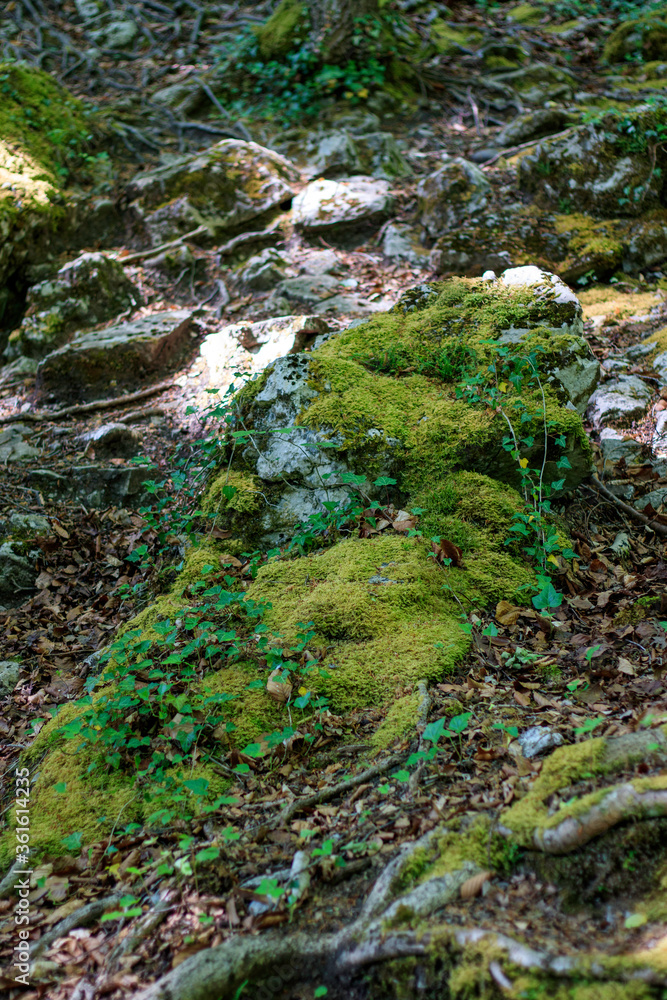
[603,11,667,65]
[0,62,108,348]
[126,139,299,246]
[209,272,592,545]
[6,252,142,361]
[519,108,667,219]
[253,0,308,61]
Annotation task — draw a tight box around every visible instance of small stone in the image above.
[606,480,635,500]
[0,660,21,696]
[586,375,653,430]
[518,726,564,759]
[599,428,643,463]
[636,487,667,512]
[610,531,631,557]
[653,411,667,457]
[80,423,140,459]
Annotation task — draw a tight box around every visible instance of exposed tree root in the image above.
[589,475,667,538]
[0,381,175,425]
[529,782,667,854]
[30,893,123,960]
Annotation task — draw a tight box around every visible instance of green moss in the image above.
[0,62,97,197]
[197,660,289,746]
[429,21,482,56]
[203,469,264,517]
[371,690,422,749]
[614,595,661,626]
[507,4,543,25]
[254,0,307,61]
[248,529,531,711]
[603,13,667,65]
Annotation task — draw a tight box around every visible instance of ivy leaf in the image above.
[61,832,83,852]
[183,778,209,797]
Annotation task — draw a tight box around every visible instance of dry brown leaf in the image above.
[460,870,493,900]
[431,538,464,568]
[267,668,293,703]
[52,522,70,539]
[617,656,636,676]
[219,553,243,568]
[495,600,520,625]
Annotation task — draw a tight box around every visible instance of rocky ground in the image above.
[3,2,667,999]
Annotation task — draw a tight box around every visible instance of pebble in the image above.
[518,726,564,759]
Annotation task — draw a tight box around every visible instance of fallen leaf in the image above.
[460,870,493,900]
[431,538,464,568]
[617,657,636,676]
[267,668,293,703]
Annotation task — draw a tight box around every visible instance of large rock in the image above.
[0,512,50,608]
[290,129,411,180]
[519,109,667,219]
[587,375,653,430]
[28,464,157,509]
[494,266,599,414]
[417,158,491,238]
[496,108,579,147]
[0,424,40,463]
[126,140,298,246]
[291,176,392,242]
[36,310,192,402]
[0,64,112,353]
[382,223,430,268]
[6,252,142,361]
[209,270,593,546]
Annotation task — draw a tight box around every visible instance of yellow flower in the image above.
[519,457,529,469]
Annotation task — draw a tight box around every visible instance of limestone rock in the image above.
[295,130,411,180]
[587,375,653,430]
[89,18,138,49]
[519,726,565,759]
[651,350,667,385]
[6,252,141,361]
[0,661,20,697]
[28,464,158,509]
[36,310,192,403]
[496,108,578,148]
[201,314,330,381]
[636,487,667,511]
[653,411,667,458]
[494,267,598,415]
[0,424,40,464]
[599,428,643,463]
[80,423,140,459]
[291,176,392,242]
[382,223,430,268]
[126,140,298,245]
[417,158,491,238]
[235,249,292,291]
[491,63,576,104]
[519,110,667,218]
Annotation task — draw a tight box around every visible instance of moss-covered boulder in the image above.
[603,10,667,65]
[126,140,299,246]
[417,158,491,238]
[6,252,142,361]
[206,270,594,547]
[0,63,107,348]
[519,108,667,219]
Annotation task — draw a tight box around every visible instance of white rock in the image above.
[518,726,564,759]
[653,410,667,458]
[292,176,392,236]
[586,375,653,430]
[652,350,667,385]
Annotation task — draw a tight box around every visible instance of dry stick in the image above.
[30,894,123,960]
[588,475,667,538]
[275,751,405,828]
[0,382,174,426]
[117,225,210,266]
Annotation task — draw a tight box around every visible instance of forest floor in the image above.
[1,3,667,999]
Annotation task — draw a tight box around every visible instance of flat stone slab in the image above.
[292,176,391,239]
[36,310,192,402]
[28,464,158,509]
[0,424,40,463]
[201,314,330,382]
[586,374,653,430]
[599,428,643,463]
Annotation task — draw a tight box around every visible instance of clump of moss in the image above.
[603,12,667,65]
[253,0,308,61]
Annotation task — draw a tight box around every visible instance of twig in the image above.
[215,223,282,258]
[588,475,667,538]
[0,382,175,426]
[117,225,210,265]
[275,751,406,828]
[30,894,123,960]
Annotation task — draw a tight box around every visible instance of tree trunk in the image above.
[307,0,380,64]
